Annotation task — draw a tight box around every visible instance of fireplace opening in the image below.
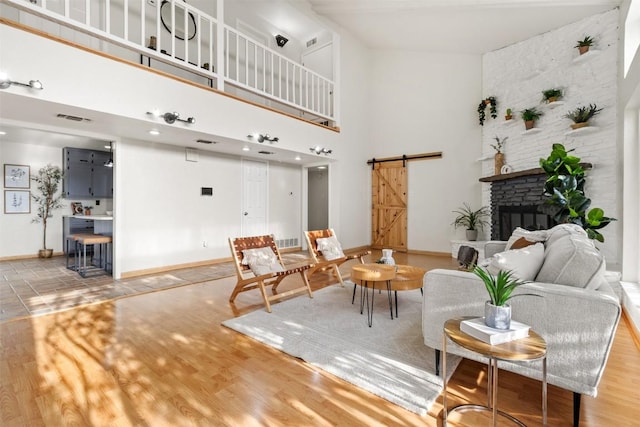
[498,205,554,241]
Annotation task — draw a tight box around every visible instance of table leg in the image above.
[386,281,393,320]
[543,356,547,426]
[368,282,375,327]
[491,358,498,427]
[443,333,448,425]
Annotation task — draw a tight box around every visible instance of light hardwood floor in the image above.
[1,251,638,426]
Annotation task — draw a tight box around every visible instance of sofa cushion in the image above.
[487,242,545,281]
[544,223,588,247]
[536,232,605,290]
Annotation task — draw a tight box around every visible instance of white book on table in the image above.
[460,317,530,345]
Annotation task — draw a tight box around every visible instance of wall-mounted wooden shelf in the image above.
[480,163,592,182]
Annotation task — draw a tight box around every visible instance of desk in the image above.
[351,263,396,327]
[442,316,547,426]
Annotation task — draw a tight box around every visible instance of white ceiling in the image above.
[0,0,624,159]
[306,0,622,53]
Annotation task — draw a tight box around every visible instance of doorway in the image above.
[241,159,268,236]
[307,165,329,230]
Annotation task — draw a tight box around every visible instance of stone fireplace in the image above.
[481,168,554,241]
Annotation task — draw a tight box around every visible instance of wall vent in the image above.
[57,113,92,122]
[277,238,298,248]
[306,37,317,48]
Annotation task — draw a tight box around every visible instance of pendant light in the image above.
[104,142,114,167]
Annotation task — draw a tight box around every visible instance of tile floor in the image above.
[0,253,314,322]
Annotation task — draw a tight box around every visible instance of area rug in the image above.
[222,283,460,415]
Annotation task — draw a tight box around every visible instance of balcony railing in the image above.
[2,0,335,124]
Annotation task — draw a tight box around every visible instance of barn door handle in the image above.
[243,212,248,216]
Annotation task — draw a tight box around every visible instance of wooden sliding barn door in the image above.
[371,161,407,251]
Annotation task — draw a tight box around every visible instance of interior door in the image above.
[371,161,407,251]
[242,159,268,237]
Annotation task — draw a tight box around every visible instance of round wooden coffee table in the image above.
[351,263,396,327]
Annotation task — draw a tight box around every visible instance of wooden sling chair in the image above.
[304,229,370,288]
[228,234,313,312]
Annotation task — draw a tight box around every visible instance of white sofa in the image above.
[422,224,621,427]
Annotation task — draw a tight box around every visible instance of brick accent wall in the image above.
[479,9,619,265]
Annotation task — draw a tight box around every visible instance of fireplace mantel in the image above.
[479,163,592,182]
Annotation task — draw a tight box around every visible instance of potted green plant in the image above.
[477,96,497,126]
[452,203,490,241]
[473,267,538,329]
[539,143,615,242]
[31,164,64,258]
[575,35,594,55]
[565,104,603,129]
[505,108,513,120]
[520,107,543,130]
[541,88,563,103]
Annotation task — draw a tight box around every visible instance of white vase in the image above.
[484,301,511,330]
[466,229,478,241]
[379,249,395,265]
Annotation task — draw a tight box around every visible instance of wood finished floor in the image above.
[1,251,638,426]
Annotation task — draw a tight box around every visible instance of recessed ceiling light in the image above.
[317,166,326,170]
[242,146,250,151]
[295,156,301,161]
[0,131,6,135]
[149,129,160,135]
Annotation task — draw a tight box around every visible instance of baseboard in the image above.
[0,252,64,261]
[406,249,451,257]
[622,309,640,351]
[120,257,233,279]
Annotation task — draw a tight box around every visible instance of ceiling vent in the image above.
[306,37,317,48]
[56,113,91,122]
[258,150,274,155]
[196,139,216,144]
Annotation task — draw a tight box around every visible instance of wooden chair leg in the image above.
[333,264,345,286]
[258,280,272,313]
[301,271,314,298]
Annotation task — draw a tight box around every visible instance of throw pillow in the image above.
[242,247,284,276]
[316,235,345,261]
[505,227,548,250]
[510,237,538,250]
[487,242,545,281]
[536,232,605,290]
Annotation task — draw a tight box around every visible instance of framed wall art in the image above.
[4,190,31,214]
[4,164,30,188]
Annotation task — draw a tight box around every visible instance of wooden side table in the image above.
[351,263,396,327]
[442,316,547,427]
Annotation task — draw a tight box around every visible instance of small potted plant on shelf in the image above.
[575,35,595,55]
[565,104,603,130]
[477,96,497,126]
[520,107,543,130]
[473,266,539,329]
[505,108,513,120]
[452,203,490,242]
[542,88,563,103]
[31,164,64,258]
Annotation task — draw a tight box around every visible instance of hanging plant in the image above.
[477,96,497,126]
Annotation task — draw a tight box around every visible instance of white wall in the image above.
[0,142,65,256]
[0,15,373,274]
[481,9,620,267]
[367,51,483,252]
